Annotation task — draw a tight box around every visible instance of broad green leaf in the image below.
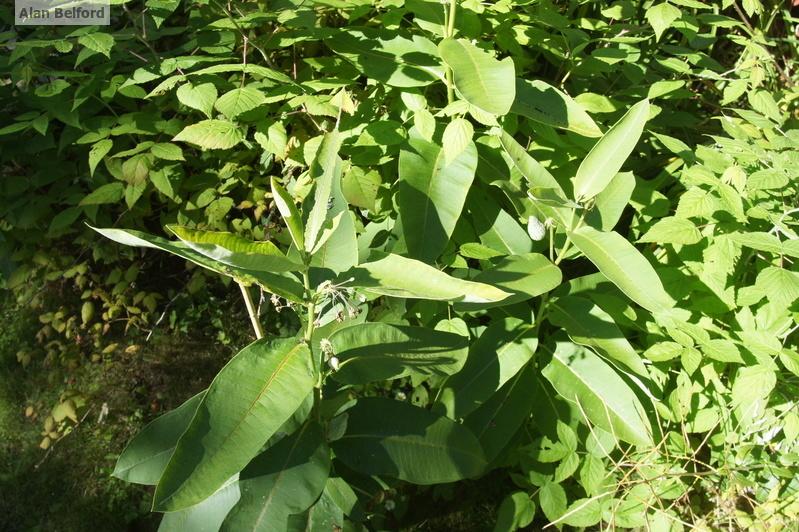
[342,166,381,211]
[150,143,185,162]
[639,216,702,245]
[78,32,114,57]
[414,109,436,140]
[89,139,113,176]
[542,342,654,446]
[153,338,314,511]
[439,38,515,116]
[539,481,567,523]
[587,172,635,231]
[113,391,205,485]
[176,82,218,118]
[308,158,358,274]
[91,227,305,302]
[347,253,511,303]
[186,64,290,84]
[755,266,799,308]
[150,168,176,199]
[287,477,354,532]
[569,226,673,313]
[437,317,537,419]
[646,3,682,40]
[549,296,648,376]
[214,87,267,119]
[270,177,305,252]
[455,253,562,311]
[173,120,244,150]
[304,131,343,253]
[158,480,240,532]
[731,365,776,429]
[465,364,536,463]
[221,423,330,531]
[121,154,152,185]
[511,79,602,137]
[399,130,477,262]
[497,131,570,226]
[80,182,124,205]
[328,28,444,87]
[332,397,486,484]
[328,322,468,384]
[442,118,474,165]
[560,498,603,527]
[728,232,799,258]
[572,100,649,202]
[468,191,533,255]
[493,491,536,532]
[168,226,301,272]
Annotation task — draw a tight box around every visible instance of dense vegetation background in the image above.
[1,0,798,530]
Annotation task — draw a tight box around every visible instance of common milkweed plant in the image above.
[94,0,684,529]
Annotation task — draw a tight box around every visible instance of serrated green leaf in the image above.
[89,139,113,177]
[493,491,536,532]
[150,143,185,161]
[80,182,125,206]
[77,32,115,57]
[176,83,218,118]
[539,481,567,523]
[442,118,474,165]
[328,28,443,87]
[646,3,682,40]
[173,120,244,150]
[214,87,267,119]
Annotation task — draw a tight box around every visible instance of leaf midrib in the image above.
[158,343,306,508]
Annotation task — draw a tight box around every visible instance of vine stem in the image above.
[238,282,264,339]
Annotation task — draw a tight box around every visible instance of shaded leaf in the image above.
[333,397,486,484]
[153,339,315,511]
[542,342,654,446]
[328,322,468,384]
[512,79,601,137]
[113,391,205,485]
